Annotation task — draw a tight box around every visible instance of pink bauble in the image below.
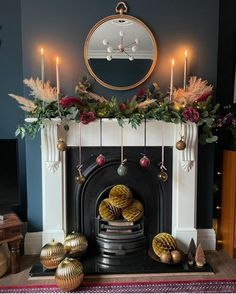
[96,154,106,166]
[139,155,150,168]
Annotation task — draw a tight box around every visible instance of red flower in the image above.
[138,88,146,97]
[60,96,83,108]
[182,107,200,123]
[80,111,97,124]
[196,91,212,102]
[119,103,127,111]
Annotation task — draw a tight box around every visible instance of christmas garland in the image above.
[9,76,220,144]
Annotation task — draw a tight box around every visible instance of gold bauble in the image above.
[57,138,67,151]
[157,170,168,182]
[75,175,86,184]
[55,258,84,292]
[159,251,172,264]
[122,199,144,222]
[40,239,66,269]
[109,184,133,208]
[99,198,122,221]
[176,139,186,150]
[152,233,177,257]
[171,250,183,264]
[64,232,88,258]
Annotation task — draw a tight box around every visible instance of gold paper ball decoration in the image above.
[152,233,177,257]
[109,184,133,208]
[159,251,172,264]
[55,258,84,292]
[40,239,66,269]
[64,232,88,258]
[122,199,144,222]
[98,198,122,221]
[171,250,183,264]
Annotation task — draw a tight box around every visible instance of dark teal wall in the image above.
[19,0,219,231]
[0,0,27,221]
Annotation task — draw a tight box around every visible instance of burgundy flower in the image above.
[138,88,146,97]
[60,96,83,108]
[80,111,96,124]
[196,91,212,102]
[119,103,127,111]
[182,107,200,123]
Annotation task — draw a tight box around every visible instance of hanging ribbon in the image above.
[120,126,127,164]
[159,122,167,171]
[100,118,103,152]
[76,122,83,177]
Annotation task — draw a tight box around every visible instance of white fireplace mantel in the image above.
[24,119,216,254]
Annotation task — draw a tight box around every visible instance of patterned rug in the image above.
[0,279,236,293]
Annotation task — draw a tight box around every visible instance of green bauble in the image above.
[117,164,127,176]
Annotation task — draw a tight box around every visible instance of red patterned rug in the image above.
[0,279,236,293]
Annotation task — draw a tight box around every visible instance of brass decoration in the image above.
[122,199,144,222]
[159,251,172,264]
[84,3,157,91]
[57,138,67,151]
[152,233,177,257]
[171,250,183,264]
[109,184,133,208]
[55,258,84,292]
[64,232,88,258]
[40,239,66,269]
[176,137,186,150]
[98,198,122,221]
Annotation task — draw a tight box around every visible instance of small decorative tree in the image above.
[187,238,196,266]
[195,243,206,267]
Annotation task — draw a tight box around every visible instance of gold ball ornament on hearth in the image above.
[40,239,66,269]
[57,138,67,151]
[159,251,172,264]
[55,257,84,292]
[122,199,144,222]
[152,233,177,257]
[109,184,133,208]
[98,198,122,221]
[64,232,88,258]
[176,138,186,150]
[171,250,183,264]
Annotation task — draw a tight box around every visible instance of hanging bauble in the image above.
[57,138,67,151]
[55,258,84,292]
[75,175,86,184]
[40,239,66,269]
[117,163,128,176]
[96,154,106,166]
[139,155,150,168]
[64,232,88,258]
[157,169,168,182]
[176,138,186,150]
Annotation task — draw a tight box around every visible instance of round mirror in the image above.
[84,12,157,91]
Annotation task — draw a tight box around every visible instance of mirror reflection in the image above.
[85,16,157,90]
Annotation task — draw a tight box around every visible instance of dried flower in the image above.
[119,103,127,111]
[60,96,83,108]
[23,78,57,102]
[80,111,96,124]
[9,94,36,112]
[182,107,200,123]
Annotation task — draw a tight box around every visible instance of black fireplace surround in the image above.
[66,147,172,256]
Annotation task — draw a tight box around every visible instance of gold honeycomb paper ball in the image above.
[109,184,133,209]
[152,233,177,257]
[40,239,66,269]
[122,199,144,222]
[99,198,122,221]
[64,232,88,258]
[55,258,84,292]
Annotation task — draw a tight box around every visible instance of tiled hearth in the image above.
[24,119,216,255]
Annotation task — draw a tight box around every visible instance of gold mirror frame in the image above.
[84,13,157,91]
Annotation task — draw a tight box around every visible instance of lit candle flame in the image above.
[184,50,188,58]
[172,58,175,66]
[56,56,59,64]
[41,48,44,56]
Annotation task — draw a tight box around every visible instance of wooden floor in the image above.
[0,250,236,286]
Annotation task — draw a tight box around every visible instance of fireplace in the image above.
[66,146,172,263]
[24,119,216,258]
